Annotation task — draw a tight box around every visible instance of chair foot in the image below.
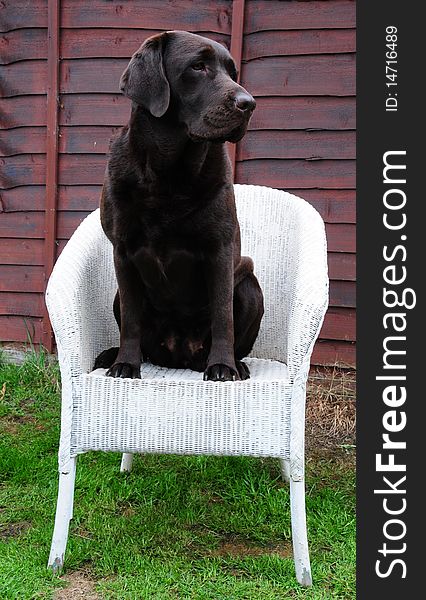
[48,457,77,572]
[290,477,312,587]
[280,458,290,483]
[49,555,64,574]
[120,453,134,473]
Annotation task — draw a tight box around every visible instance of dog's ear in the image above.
[119,33,170,117]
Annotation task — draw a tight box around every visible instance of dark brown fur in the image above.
[94,31,264,381]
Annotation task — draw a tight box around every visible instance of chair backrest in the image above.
[77,184,327,368]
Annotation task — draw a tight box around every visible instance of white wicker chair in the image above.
[46,184,328,586]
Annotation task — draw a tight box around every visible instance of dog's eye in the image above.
[191,62,206,71]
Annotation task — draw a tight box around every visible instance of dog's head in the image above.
[119,31,256,143]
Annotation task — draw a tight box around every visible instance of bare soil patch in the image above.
[53,570,100,600]
[0,520,31,539]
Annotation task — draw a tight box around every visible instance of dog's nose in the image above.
[234,92,256,112]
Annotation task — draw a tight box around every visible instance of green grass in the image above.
[0,351,355,599]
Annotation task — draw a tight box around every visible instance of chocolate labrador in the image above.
[94,30,264,381]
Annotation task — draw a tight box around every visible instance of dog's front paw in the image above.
[106,362,141,379]
[203,364,240,382]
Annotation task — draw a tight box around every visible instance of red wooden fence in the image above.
[0,0,356,367]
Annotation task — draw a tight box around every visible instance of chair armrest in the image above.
[45,209,118,378]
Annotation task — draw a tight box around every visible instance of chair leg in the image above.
[280,458,290,483]
[120,453,134,473]
[290,477,312,587]
[47,457,77,573]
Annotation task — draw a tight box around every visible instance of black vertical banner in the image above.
[357,2,421,597]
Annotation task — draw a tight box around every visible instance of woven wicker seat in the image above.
[46,184,328,586]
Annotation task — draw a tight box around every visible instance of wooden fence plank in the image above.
[289,189,355,224]
[56,211,88,239]
[0,239,44,265]
[0,28,47,64]
[236,159,356,189]
[311,339,355,368]
[0,0,47,31]
[0,0,233,33]
[1,60,47,97]
[0,127,47,156]
[325,223,355,253]
[237,130,355,160]
[0,292,44,317]
[249,97,356,130]
[0,186,46,212]
[59,59,126,94]
[329,280,355,308]
[61,28,230,59]
[59,126,121,154]
[241,54,355,97]
[320,307,356,341]
[1,155,46,188]
[0,315,43,343]
[59,94,128,126]
[0,265,45,293]
[56,155,105,185]
[243,29,355,60]
[58,185,101,211]
[244,0,356,33]
[1,96,47,128]
[60,0,232,32]
[328,253,356,281]
[0,212,44,238]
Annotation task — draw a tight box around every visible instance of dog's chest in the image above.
[130,241,206,308]
[122,186,213,307]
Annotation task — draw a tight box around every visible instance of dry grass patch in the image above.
[306,366,356,453]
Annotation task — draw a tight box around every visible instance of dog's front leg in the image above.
[106,245,143,379]
[204,245,239,382]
